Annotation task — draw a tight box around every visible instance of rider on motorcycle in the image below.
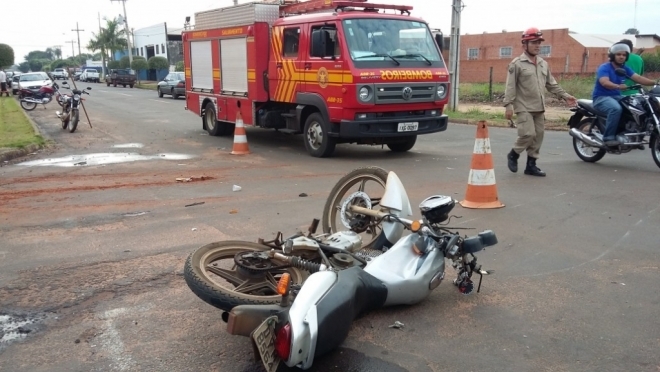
[593,43,658,146]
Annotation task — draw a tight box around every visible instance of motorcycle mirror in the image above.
[614,68,628,77]
[86,87,92,90]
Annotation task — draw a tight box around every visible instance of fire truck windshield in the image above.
[342,18,442,65]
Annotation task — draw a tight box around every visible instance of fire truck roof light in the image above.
[281,0,412,16]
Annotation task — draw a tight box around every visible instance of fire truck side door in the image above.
[269,26,304,103]
[304,22,345,120]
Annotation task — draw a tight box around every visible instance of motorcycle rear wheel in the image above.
[184,241,308,312]
[20,100,37,111]
[573,118,606,163]
[322,167,388,249]
[68,110,79,133]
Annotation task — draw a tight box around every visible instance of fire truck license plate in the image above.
[398,122,418,132]
[252,316,280,372]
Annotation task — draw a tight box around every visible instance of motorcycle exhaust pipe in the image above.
[569,128,605,148]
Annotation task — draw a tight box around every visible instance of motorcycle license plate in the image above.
[251,315,280,372]
[398,122,418,132]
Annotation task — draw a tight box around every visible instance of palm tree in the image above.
[54,48,62,60]
[103,18,128,61]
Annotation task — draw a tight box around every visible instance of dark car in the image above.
[157,72,185,99]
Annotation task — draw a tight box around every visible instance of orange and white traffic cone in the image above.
[231,111,250,155]
[459,121,504,209]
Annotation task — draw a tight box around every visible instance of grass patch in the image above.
[447,107,507,121]
[0,98,45,148]
[135,82,157,90]
[459,76,594,102]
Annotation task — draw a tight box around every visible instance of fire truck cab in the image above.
[183,0,450,157]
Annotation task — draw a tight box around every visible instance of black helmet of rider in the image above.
[608,43,630,63]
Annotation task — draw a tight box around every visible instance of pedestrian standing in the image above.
[0,69,8,97]
[503,28,577,177]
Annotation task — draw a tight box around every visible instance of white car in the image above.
[80,68,100,83]
[52,68,69,80]
[17,72,52,93]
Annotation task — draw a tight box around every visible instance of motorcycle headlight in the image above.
[74,94,80,101]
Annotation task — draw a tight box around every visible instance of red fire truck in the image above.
[183,0,450,157]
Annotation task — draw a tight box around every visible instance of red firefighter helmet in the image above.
[521,28,545,43]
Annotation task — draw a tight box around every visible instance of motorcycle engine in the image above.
[321,231,362,252]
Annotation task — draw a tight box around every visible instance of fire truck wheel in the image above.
[204,103,232,136]
[304,113,336,157]
[387,136,417,152]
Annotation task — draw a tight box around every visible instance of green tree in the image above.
[29,60,43,72]
[53,47,62,60]
[0,44,14,68]
[24,50,51,61]
[641,49,660,72]
[131,56,148,83]
[108,60,120,69]
[175,61,184,72]
[624,28,639,35]
[50,59,68,70]
[120,55,131,69]
[18,62,30,73]
[148,56,169,70]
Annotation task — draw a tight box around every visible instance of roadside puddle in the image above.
[0,312,54,350]
[17,153,195,167]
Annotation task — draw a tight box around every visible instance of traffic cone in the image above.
[459,121,504,209]
[231,111,250,155]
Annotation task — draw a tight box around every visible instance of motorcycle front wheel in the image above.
[573,118,606,163]
[184,241,308,312]
[68,110,79,133]
[322,166,388,249]
[651,134,660,169]
[20,100,37,111]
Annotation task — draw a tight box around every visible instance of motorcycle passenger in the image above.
[504,28,576,177]
[592,43,658,146]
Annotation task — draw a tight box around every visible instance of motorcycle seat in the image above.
[577,99,608,117]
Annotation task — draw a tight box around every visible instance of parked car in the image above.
[52,68,69,80]
[73,69,83,81]
[80,68,100,83]
[157,72,185,99]
[11,73,22,95]
[17,72,52,93]
[106,69,136,88]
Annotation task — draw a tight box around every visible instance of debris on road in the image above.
[176,176,211,183]
[299,193,308,197]
[185,202,205,207]
[388,321,404,329]
[232,185,242,192]
[229,209,238,214]
[192,228,197,231]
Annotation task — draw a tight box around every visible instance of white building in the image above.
[132,23,184,78]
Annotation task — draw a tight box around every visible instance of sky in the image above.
[1,0,656,64]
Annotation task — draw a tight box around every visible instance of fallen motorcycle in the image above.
[568,68,660,168]
[19,81,67,111]
[184,167,391,312]
[222,170,496,371]
[56,82,91,133]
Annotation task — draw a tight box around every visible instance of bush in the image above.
[107,60,120,69]
[50,59,68,69]
[175,61,184,72]
[131,57,148,82]
[148,56,169,70]
[641,49,660,72]
[120,56,131,69]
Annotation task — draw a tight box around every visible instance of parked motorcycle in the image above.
[220,170,496,371]
[19,82,67,111]
[568,68,660,168]
[56,82,91,133]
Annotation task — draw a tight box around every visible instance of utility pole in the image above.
[448,0,464,111]
[66,40,76,58]
[72,22,85,57]
[98,12,106,80]
[111,0,133,67]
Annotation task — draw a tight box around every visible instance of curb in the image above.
[0,99,54,163]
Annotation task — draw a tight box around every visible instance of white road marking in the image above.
[118,93,132,97]
[149,99,169,104]
[554,193,567,197]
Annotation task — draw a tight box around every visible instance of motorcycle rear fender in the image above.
[286,270,337,369]
[225,304,288,337]
[379,172,413,244]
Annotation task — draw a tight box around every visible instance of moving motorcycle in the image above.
[568,68,660,168]
[18,82,67,111]
[56,82,91,133]
[221,170,496,371]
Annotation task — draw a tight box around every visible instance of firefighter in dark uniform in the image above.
[504,28,577,177]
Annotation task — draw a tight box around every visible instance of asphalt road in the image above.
[1,83,659,372]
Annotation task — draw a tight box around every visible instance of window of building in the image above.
[310,25,340,58]
[156,45,160,54]
[141,47,144,56]
[499,46,512,58]
[540,45,551,57]
[162,44,166,55]
[467,48,479,60]
[283,27,300,58]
